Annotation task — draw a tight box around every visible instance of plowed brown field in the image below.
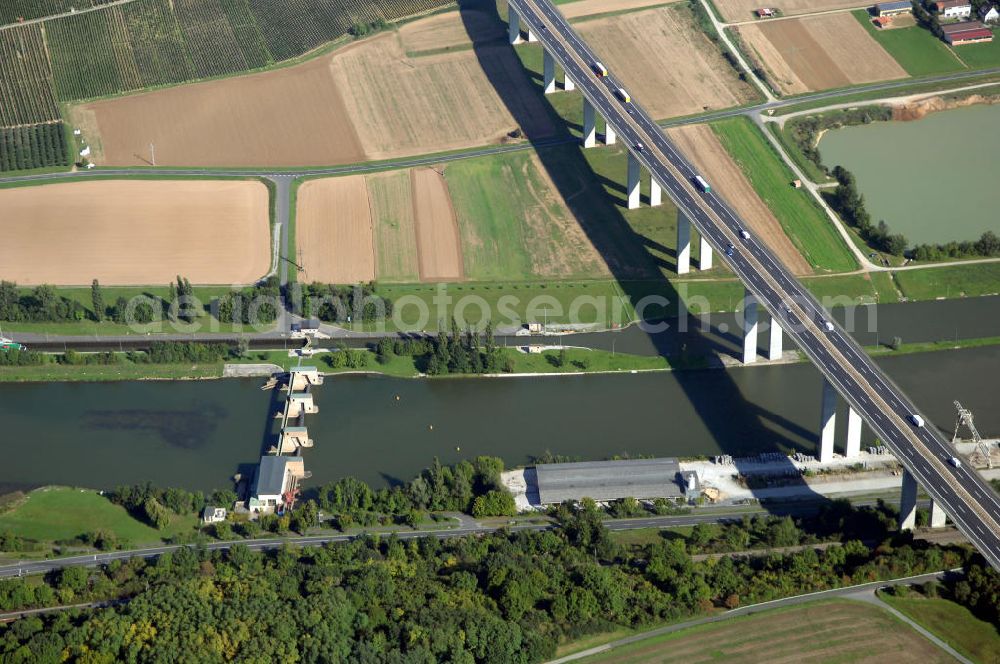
[0,180,270,285]
[71,53,365,168]
[411,168,464,281]
[296,176,376,284]
[736,14,906,94]
[580,6,757,119]
[666,124,811,275]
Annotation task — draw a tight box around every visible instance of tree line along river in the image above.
[0,296,998,494]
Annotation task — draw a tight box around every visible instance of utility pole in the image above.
[150,142,155,167]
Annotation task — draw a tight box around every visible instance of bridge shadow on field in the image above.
[460,0,830,505]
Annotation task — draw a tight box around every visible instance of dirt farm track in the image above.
[0,180,271,286]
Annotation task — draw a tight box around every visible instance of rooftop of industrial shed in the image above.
[535,457,683,504]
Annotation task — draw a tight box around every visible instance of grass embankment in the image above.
[0,487,195,546]
[879,593,1000,664]
[0,362,224,382]
[854,11,966,77]
[711,117,858,273]
[574,599,956,663]
[893,262,1000,300]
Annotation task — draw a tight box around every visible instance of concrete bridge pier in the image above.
[845,406,862,458]
[564,73,575,91]
[818,377,836,463]
[768,317,783,360]
[604,122,616,145]
[582,98,596,147]
[930,499,948,528]
[626,151,641,210]
[677,212,691,274]
[699,236,713,270]
[543,49,556,94]
[899,468,918,530]
[742,289,758,365]
[508,7,523,44]
[650,177,662,206]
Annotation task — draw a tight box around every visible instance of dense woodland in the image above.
[0,499,994,663]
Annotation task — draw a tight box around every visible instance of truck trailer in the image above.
[614,87,631,103]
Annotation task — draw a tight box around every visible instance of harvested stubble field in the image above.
[331,32,555,160]
[578,6,757,119]
[296,176,377,285]
[583,600,954,663]
[714,0,871,22]
[0,180,270,285]
[297,169,463,284]
[666,124,811,274]
[559,0,670,19]
[398,6,507,53]
[735,13,906,94]
[69,51,365,168]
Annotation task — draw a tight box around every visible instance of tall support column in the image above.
[582,98,596,148]
[564,73,575,91]
[845,407,862,458]
[527,27,539,42]
[676,212,691,275]
[743,289,758,365]
[699,235,713,270]
[543,49,556,94]
[818,377,836,463]
[768,318,783,360]
[604,121,616,145]
[508,7,523,44]
[650,177,662,207]
[899,469,918,531]
[929,499,947,528]
[626,151,641,210]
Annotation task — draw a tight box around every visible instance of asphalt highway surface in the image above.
[511,0,1000,569]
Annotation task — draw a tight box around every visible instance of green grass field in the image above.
[893,262,1000,300]
[880,593,1000,664]
[953,35,1000,70]
[445,150,612,280]
[854,11,966,76]
[0,487,196,544]
[711,117,858,273]
[578,599,955,663]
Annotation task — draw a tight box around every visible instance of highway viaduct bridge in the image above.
[506,0,1000,568]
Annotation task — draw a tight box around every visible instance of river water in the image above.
[2,296,999,494]
[818,104,1000,245]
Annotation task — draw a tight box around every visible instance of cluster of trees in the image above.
[348,18,387,37]
[376,320,513,375]
[0,282,87,322]
[0,504,981,662]
[108,482,236,530]
[0,123,69,173]
[910,230,1000,261]
[214,277,281,325]
[322,345,370,370]
[298,282,393,324]
[1,342,244,370]
[913,0,944,40]
[786,107,892,169]
[826,166,908,255]
[312,456,513,528]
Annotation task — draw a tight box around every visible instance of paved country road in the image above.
[0,497,928,579]
[1,69,999,187]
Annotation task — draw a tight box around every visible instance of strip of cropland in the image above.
[0,179,271,285]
